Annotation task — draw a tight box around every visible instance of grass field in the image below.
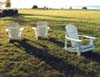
[0,9,100,77]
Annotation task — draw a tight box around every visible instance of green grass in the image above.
[0,9,100,77]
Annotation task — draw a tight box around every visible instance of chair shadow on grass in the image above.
[48,37,100,63]
[48,37,64,48]
[9,39,90,77]
[39,37,100,63]
[39,37,64,48]
[82,51,100,63]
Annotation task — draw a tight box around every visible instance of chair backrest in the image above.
[65,24,79,48]
[37,21,48,36]
[7,22,20,37]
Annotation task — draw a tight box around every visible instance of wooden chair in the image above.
[32,21,50,40]
[64,24,96,56]
[6,22,24,42]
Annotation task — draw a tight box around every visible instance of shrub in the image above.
[2,9,18,16]
[0,12,4,17]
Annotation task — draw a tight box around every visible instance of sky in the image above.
[0,0,100,9]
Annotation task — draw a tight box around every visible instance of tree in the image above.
[82,7,87,10]
[69,6,72,9]
[44,6,48,9]
[5,0,11,8]
[32,5,38,9]
[0,1,5,8]
[0,2,2,8]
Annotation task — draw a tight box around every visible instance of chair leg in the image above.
[36,36,38,40]
[90,39,94,45]
[8,39,10,43]
[77,47,81,56]
[47,36,49,40]
[77,51,81,56]
[64,39,67,49]
[19,37,21,41]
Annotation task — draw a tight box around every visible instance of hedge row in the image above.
[0,9,18,17]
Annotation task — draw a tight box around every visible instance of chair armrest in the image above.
[78,35,96,39]
[20,28,24,31]
[65,36,82,42]
[5,29,8,32]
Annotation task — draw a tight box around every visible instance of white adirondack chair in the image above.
[32,21,50,40]
[64,24,96,56]
[6,22,24,42]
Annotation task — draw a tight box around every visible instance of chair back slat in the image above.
[65,24,79,48]
[37,21,48,36]
[7,22,20,38]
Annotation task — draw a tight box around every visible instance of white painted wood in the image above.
[6,22,24,42]
[32,21,50,40]
[64,24,95,56]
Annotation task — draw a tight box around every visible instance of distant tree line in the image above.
[32,5,88,10]
[32,5,48,9]
[69,6,87,10]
